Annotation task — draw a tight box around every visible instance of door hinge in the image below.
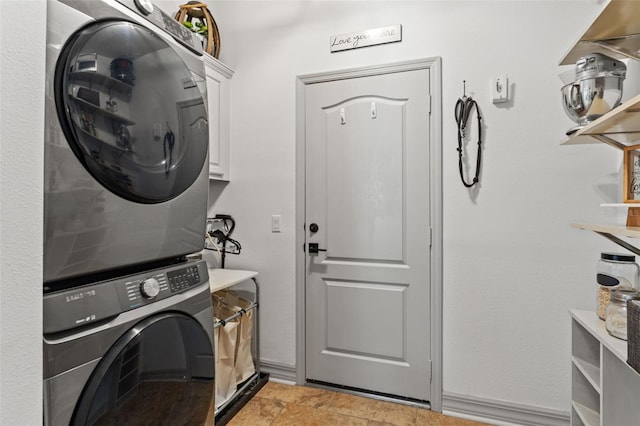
[429,227,432,248]
[429,359,432,382]
[427,94,432,114]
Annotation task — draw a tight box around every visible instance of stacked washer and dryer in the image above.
[43,1,215,424]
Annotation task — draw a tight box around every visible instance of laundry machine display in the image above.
[43,260,214,425]
[44,0,210,286]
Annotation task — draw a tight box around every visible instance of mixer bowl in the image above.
[561,76,624,129]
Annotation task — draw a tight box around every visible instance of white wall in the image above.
[0,0,45,423]
[158,0,630,415]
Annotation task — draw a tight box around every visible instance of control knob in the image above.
[134,0,154,15]
[140,278,160,299]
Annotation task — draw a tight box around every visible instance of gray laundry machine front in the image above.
[43,259,214,425]
[44,0,210,286]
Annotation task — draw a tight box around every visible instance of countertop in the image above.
[208,268,258,293]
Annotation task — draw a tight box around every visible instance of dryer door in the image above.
[55,21,208,204]
[71,313,214,425]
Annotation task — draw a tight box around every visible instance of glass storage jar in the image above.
[605,289,640,340]
[597,252,639,320]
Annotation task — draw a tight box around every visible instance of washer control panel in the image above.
[167,265,201,293]
[119,261,206,310]
[43,260,208,334]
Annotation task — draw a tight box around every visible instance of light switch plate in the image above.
[491,76,508,104]
[271,215,281,233]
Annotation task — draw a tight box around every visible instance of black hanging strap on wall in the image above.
[454,81,482,188]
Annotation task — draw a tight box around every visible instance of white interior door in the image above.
[304,67,432,401]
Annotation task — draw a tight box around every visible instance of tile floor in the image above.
[226,382,490,426]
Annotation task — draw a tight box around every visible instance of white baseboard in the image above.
[443,391,570,426]
[260,360,297,383]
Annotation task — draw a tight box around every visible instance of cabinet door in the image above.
[204,55,233,181]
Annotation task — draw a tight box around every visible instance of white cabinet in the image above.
[203,54,233,181]
[570,310,640,426]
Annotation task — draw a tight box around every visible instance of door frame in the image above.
[294,57,443,411]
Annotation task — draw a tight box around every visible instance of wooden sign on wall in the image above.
[330,25,402,53]
[624,144,640,203]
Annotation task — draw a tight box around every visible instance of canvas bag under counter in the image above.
[214,290,256,383]
[216,289,256,383]
[212,302,239,407]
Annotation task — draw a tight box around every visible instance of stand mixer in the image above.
[561,53,626,135]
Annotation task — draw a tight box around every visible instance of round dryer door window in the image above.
[71,313,214,425]
[55,21,208,204]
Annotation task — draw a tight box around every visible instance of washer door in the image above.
[71,313,214,425]
[55,21,208,204]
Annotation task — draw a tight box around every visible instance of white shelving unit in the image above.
[570,310,640,426]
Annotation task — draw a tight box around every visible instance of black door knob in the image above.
[308,243,326,254]
[309,223,319,233]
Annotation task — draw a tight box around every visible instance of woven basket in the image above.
[627,300,640,373]
[174,2,221,58]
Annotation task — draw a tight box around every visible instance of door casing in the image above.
[295,57,443,411]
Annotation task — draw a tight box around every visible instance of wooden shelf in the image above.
[571,222,640,256]
[571,222,640,239]
[560,0,640,65]
[561,93,640,149]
